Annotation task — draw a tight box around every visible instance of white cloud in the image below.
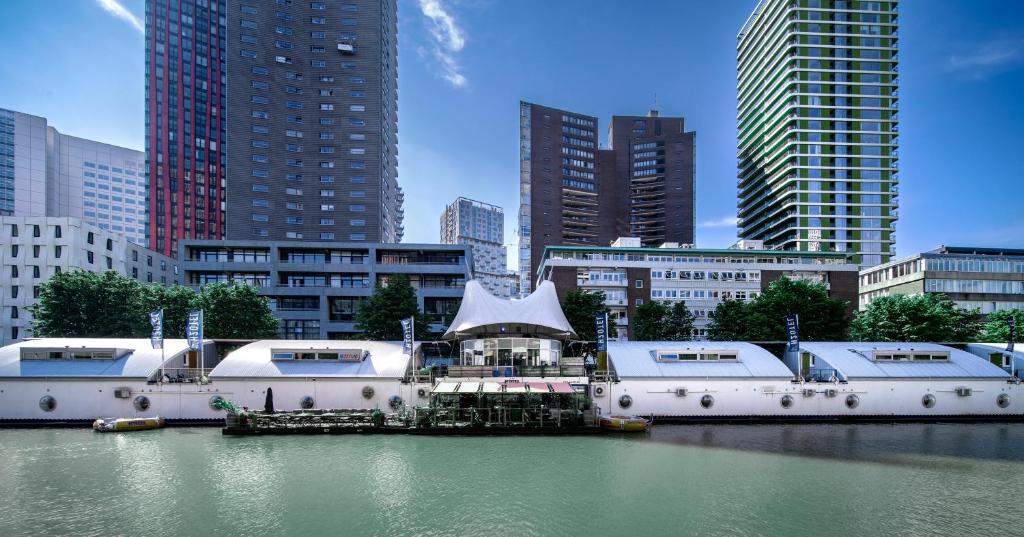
[948,38,1024,79]
[699,216,740,229]
[418,0,468,88]
[96,0,144,35]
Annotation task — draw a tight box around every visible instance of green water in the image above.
[1,424,1023,537]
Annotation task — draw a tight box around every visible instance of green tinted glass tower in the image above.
[737,0,899,266]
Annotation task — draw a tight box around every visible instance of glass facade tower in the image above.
[737,0,899,266]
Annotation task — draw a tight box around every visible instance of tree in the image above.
[355,274,430,341]
[850,293,979,342]
[744,277,850,341]
[633,301,670,341]
[665,301,696,341]
[560,289,617,341]
[29,270,151,338]
[193,282,279,339]
[706,299,749,341]
[978,309,1024,342]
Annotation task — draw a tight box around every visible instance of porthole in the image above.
[922,394,936,409]
[300,396,315,409]
[780,395,794,409]
[845,394,859,409]
[618,395,632,409]
[39,395,56,412]
[133,395,151,411]
[209,395,225,410]
[997,394,1010,409]
[389,395,403,410]
[361,386,374,400]
[700,395,714,409]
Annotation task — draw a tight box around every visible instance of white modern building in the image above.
[0,217,180,346]
[0,108,147,245]
[440,197,516,297]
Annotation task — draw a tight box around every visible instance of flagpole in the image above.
[159,309,165,385]
[199,310,205,381]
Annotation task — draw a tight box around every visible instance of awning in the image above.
[504,381,527,393]
[456,381,481,394]
[550,382,575,394]
[433,381,460,394]
[527,382,551,393]
[481,382,503,394]
[443,280,576,339]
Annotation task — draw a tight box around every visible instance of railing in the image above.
[154,368,213,384]
[805,367,839,382]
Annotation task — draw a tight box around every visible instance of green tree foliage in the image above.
[560,289,617,341]
[705,299,749,341]
[745,278,850,341]
[850,293,980,342]
[355,274,430,341]
[29,270,151,337]
[978,309,1024,342]
[30,271,279,340]
[632,301,696,341]
[194,282,280,339]
[633,301,670,341]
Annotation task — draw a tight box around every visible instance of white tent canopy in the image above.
[442,280,576,339]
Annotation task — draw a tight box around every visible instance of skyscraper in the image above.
[737,0,899,266]
[226,0,401,243]
[518,102,696,293]
[440,197,516,297]
[145,0,227,257]
[0,108,148,245]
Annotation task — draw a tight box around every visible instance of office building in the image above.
[537,237,859,340]
[145,0,227,257]
[440,197,515,297]
[180,240,471,339]
[736,0,900,266]
[859,246,1024,314]
[225,0,402,243]
[0,108,147,245]
[518,102,696,294]
[0,217,181,346]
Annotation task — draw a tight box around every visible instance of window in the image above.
[635,279,644,289]
[33,225,40,238]
[320,189,335,197]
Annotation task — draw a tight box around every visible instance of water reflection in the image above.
[648,423,1024,465]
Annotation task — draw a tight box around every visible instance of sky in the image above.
[0,0,1021,271]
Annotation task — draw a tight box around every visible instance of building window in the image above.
[87,232,94,244]
[33,225,40,238]
[635,279,644,289]
[283,320,320,340]
[87,251,94,264]
[54,226,62,238]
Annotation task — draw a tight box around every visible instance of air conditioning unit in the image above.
[824,389,838,398]
[675,388,687,397]
[593,385,606,397]
[955,387,973,397]
[114,387,131,399]
[802,388,815,397]
[417,387,428,398]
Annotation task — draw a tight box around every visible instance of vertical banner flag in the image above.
[595,313,608,353]
[186,310,204,351]
[149,309,164,349]
[401,317,414,355]
[1008,316,1016,353]
[785,314,800,352]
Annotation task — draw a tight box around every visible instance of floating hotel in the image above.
[0,281,1020,425]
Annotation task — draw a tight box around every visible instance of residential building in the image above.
[225,0,402,244]
[736,0,900,266]
[180,240,471,339]
[0,217,181,346]
[518,102,696,294]
[537,237,859,340]
[145,0,227,257]
[859,246,1024,314]
[0,108,147,245]
[440,197,514,297]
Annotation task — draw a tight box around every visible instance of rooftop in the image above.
[801,342,1009,380]
[210,340,413,379]
[0,338,192,378]
[608,341,794,379]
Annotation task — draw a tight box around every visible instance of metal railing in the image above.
[155,368,213,384]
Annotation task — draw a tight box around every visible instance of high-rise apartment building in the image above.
[145,0,227,257]
[225,0,401,244]
[518,102,696,293]
[440,197,516,297]
[737,0,899,266]
[0,108,148,245]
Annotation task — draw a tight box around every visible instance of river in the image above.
[1,424,1022,536]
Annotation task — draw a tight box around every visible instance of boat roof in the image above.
[608,341,793,379]
[0,338,194,378]
[442,280,576,339]
[210,340,412,378]
[801,342,1010,379]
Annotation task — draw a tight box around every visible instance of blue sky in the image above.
[0,1,1021,270]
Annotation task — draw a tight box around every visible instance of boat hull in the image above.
[600,415,649,432]
[93,416,166,432]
